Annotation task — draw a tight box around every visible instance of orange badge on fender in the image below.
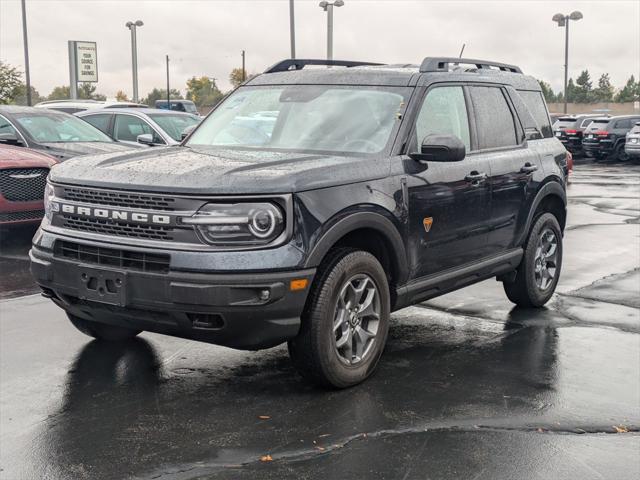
[423,217,433,233]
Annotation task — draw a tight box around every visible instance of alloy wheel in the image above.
[534,228,558,290]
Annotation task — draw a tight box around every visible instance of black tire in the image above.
[67,313,141,341]
[616,143,630,162]
[503,213,563,308]
[288,249,390,389]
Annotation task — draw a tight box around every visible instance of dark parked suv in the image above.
[582,115,640,161]
[31,58,568,387]
[552,114,600,155]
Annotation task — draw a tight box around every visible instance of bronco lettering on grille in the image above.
[58,203,171,225]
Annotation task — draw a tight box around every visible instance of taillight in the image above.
[565,129,577,134]
[566,150,573,173]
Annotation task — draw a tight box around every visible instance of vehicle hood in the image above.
[48,146,391,194]
[38,141,138,161]
[0,145,57,168]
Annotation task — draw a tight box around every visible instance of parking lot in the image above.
[0,160,638,479]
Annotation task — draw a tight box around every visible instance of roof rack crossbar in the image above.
[265,59,384,73]
[420,57,522,74]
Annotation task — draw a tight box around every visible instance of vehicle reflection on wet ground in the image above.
[0,162,638,479]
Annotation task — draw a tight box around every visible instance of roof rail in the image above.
[420,57,522,74]
[265,59,384,74]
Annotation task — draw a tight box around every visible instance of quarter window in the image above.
[414,86,470,152]
[470,86,518,149]
[517,90,553,138]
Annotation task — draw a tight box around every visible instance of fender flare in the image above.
[304,211,409,284]
[517,180,567,246]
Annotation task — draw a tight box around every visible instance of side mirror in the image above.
[136,133,155,146]
[0,132,23,146]
[410,134,466,163]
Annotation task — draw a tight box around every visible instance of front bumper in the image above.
[624,142,640,157]
[0,196,44,226]
[30,239,315,350]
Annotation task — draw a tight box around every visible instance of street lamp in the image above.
[125,20,144,102]
[319,0,344,61]
[552,11,583,114]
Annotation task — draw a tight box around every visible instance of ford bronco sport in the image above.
[31,57,568,388]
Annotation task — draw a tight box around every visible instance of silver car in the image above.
[76,108,201,147]
[625,121,640,160]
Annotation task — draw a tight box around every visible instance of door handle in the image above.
[520,163,538,174]
[465,171,488,184]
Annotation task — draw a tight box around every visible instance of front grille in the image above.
[0,168,49,202]
[56,240,170,273]
[0,209,44,222]
[61,215,174,240]
[62,187,176,211]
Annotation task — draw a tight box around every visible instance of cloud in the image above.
[1,0,638,99]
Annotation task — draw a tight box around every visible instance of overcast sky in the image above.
[1,0,639,99]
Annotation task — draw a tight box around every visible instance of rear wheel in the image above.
[67,314,141,341]
[503,213,563,308]
[616,143,630,162]
[288,249,390,388]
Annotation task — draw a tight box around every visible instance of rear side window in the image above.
[469,86,518,149]
[615,119,631,129]
[81,114,112,135]
[414,86,471,151]
[517,90,553,138]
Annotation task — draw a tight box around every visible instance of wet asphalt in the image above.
[0,161,639,480]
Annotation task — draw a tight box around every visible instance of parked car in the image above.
[32,57,568,388]
[0,106,138,161]
[34,100,147,114]
[624,122,640,160]
[0,145,57,227]
[77,108,201,147]
[552,114,601,155]
[582,115,640,161]
[155,99,199,115]
[549,113,564,124]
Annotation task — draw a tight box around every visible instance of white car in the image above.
[34,100,148,114]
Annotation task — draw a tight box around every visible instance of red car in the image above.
[0,145,57,226]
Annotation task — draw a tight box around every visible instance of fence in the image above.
[547,102,639,115]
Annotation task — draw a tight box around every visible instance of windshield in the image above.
[148,113,200,141]
[14,111,113,143]
[187,85,408,155]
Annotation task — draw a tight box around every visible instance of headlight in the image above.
[43,182,57,221]
[182,202,285,246]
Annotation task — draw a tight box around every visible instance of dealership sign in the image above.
[69,41,98,82]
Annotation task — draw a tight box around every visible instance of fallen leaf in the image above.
[613,425,628,433]
[315,446,325,452]
[258,416,270,420]
[260,455,273,462]
[537,428,545,433]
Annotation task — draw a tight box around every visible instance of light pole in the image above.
[125,20,144,102]
[552,11,583,114]
[289,0,296,58]
[20,0,32,105]
[319,1,344,61]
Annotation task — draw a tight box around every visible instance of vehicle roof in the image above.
[0,105,71,115]
[155,99,195,104]
[608,114,640,119]
[247,64,541,90]
[35,99,145,107]
[77,107,197,116]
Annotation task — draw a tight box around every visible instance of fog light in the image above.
[259,289,270,301]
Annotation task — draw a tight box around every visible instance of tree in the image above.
[565,78,577,103]
[115,90,129,102]
[0,61,24,104]
[186,76,223,108]
[615,75,640,103]
[78,82,106,101]
[537,79,557,103]
[11,85,44,105]
[140,88,183,107]
[229,68,256,89]
[592,73,614,102]
[47,85,71,100]
[573,70,593,103]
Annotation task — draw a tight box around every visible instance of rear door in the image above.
[468,85,539,254]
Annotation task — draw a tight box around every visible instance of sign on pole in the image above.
[68,40,98,99]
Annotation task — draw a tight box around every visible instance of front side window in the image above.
[13,111,113,143]
[187,85,408,155]
[470,86,518,149]
[413,86,470,152]
[114,115,164,143]
[148,114,200,142]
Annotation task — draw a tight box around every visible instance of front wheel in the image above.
[67,314,141,341]
[288,249,390,388]
[503,213,563,308]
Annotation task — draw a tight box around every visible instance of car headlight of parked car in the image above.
[43,182,58,221]
[181,202,285,246]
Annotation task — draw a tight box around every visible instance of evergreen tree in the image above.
[615,75,640,102]
[593,73,614,102]
[574,70,593,103]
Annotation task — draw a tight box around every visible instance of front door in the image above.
[404,85,492,279]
